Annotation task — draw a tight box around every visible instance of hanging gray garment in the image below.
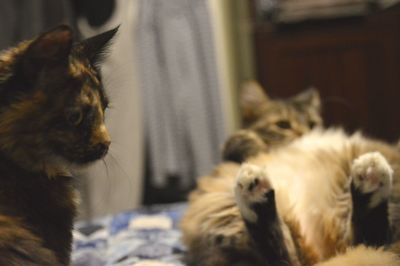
[137,0,226,188]
[0,0,74,50]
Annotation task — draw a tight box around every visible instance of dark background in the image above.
[250,2,400,142]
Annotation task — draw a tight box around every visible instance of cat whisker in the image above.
[87,158,112,215]
[105,149,133,193]
[102,158,110,185]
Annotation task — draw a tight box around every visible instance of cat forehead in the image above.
[271,99,316,113]
[264,101,295,115]
[79,78,108,109]
[69,57,100,85]
[78,84,102,104]
[261,102,310,121]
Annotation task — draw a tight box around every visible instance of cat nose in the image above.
[94,142,110,157]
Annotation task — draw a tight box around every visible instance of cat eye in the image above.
[276,120,291,129]
[308,121,317,129]
[65,108,83,126]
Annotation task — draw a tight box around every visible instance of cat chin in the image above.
[42,155,103,177]
[68,153,110,171]
[39,155,72,178]
[69,153,108,166]
[69,160,99,170]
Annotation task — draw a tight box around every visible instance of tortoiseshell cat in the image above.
[0,25,117,265]
[223,81,322,163]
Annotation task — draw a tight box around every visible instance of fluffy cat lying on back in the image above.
[182,86,400,265]
[0,25,117,265]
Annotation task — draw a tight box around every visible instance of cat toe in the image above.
[235,164,273,223]
[235,163,272,205]
[222,130,267,163]
[351,152,393,199]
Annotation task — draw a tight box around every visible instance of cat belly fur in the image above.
[249,129,354,259]
[316,245,400,266]
[182,128,400,264]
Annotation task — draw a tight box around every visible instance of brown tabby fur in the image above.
[182,83,400,265]
[223,81,322,163]
[0,25,117,265]
[182,129,400,265]
[183,82,323,265]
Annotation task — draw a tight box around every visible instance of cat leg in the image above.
[222,130,268,163]
[350,151,393,246]
[234,163,293,266]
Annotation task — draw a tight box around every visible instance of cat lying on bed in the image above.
[182,83,323,264]
[183,129,400,265]
[0,25,117,265]
[182,85,400,265]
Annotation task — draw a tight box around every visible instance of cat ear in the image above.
[240,81,270,125]
[292,87,321,111]
[23,25,73,77]
[77,26,119,66]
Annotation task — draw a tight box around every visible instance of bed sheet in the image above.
[72,203,187,266]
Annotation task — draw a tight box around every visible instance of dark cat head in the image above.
[240,81,322,146]
[0,25,118,176]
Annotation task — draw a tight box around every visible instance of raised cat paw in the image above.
[222,130,267,163]
[234,163,272,223]
[351,151,393,207]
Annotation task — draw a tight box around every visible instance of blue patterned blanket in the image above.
[72,203,187,266]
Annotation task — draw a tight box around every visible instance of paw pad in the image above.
[351,152,393,207]
[235,164,272,205]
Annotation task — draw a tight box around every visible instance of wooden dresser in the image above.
[252,4,400,141]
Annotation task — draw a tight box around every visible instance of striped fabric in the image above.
[136,0,227,188]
